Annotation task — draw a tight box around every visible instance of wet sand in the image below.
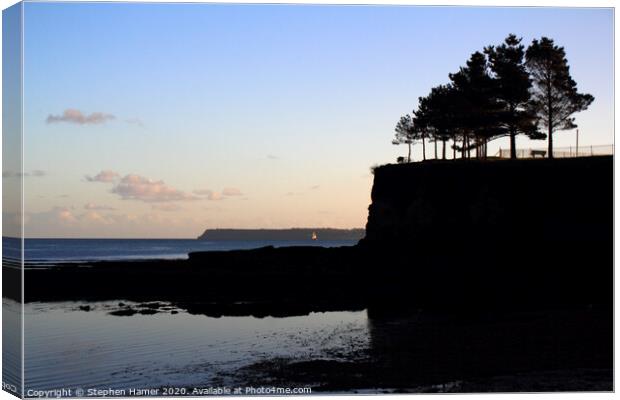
[232,307,612,392]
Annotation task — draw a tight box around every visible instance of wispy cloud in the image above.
[84,203,116,211]
[85,170,120,183]
[193,189,224,201]
[23,206,207,237]
[46,109,115,125]
[34,207,116,226]
[112,174,197,203]
[35,206,80,225]
[267,154,279,160]
[194,187,243,200]
[222,187,243,196]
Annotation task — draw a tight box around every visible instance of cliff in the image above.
[363,156,612,246]
[355,156,613,309]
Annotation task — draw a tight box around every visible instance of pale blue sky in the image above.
[16,3,613,237]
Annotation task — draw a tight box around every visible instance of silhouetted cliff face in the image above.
[355,156,613,310]
[363,156,612,247]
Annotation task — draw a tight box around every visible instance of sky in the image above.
[7,2,614,238]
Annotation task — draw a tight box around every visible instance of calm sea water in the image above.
[5,238,365,394]
[15,300,370,394]
[6,238,357,264]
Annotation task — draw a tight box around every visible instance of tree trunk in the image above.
[422,137,426,161]
[509,103,517,159]
[434,140,438,159]
[547,81,554,159]
[548,125,553,159]
[442,140,446,160]
[407,142,411,163]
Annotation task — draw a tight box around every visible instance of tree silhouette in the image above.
[392,34,593,162]
[525,37,594,158]
[486,34,543,159]
[393,114,415,162]
[416,85,459,160]
[412,96,436,161]
[449,51,501,159]
[412,96,432,159]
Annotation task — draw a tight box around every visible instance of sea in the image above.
[4,237,369,395]
[2,237,609,393]
[2,237,357,265]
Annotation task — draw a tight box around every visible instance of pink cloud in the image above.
[57,208,78,224]
[112,174,197,203]
[84,203,116,211]
[193,189,223,201]
[222,187,243,196]
[86,170,120,183]
[46,109,115,125]
[81,211,115,225]
[194,187,243,200]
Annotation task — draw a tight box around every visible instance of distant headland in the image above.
[197,228,365,241]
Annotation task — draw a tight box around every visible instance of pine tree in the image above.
[392,114,415,162]
[525,37,594,158]
[486,34,542,159]
[449,51,501,159]
[417,85,459,160]
[412,97,435,161]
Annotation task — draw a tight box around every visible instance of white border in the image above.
[0,2,615,400]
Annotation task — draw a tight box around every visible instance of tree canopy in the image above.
[392,34,593,161]
[525,37,594,158]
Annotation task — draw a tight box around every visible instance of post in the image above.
[576,129,579,156]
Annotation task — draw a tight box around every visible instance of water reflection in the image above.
[23,301,369,392]
[365,307,613,390]
[18,301,613,394]
[3,300,22,396]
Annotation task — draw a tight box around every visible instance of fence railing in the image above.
[495,145,614,159]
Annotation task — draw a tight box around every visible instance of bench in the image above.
[530,149,547,158]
